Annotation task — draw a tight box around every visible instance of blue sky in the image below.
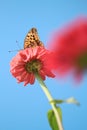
[0,0,87,130]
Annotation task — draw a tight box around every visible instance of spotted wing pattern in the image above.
[24,28,44,49]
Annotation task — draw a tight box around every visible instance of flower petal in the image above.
[10,46,55,86]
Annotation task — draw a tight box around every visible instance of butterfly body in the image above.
[24,28,44,49]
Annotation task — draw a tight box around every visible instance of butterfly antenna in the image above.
[16,40,22,50]
[8,49,23,53]
[8,40,23,53]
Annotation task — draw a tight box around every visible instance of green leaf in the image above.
[65,97,80,106]
[50,97,80,106]
[47,107,62,130]
[50,100,64,104]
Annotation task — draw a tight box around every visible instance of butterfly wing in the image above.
[24,28,44,49]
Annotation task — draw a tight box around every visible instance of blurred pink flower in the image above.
[10,46,55,86]
[48,17,87,81]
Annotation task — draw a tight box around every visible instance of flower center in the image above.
[25,59,42,73]
[76,52,87,69]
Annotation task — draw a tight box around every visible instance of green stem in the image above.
[35,73,64,130]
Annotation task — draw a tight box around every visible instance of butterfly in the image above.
[9,28,44,52]
[24,28,44,49]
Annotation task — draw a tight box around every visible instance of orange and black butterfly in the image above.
[9,28,44,52]
[24,28,44,49]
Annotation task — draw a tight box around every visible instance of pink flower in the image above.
[10,46,55,86]
[48,17,87,81]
